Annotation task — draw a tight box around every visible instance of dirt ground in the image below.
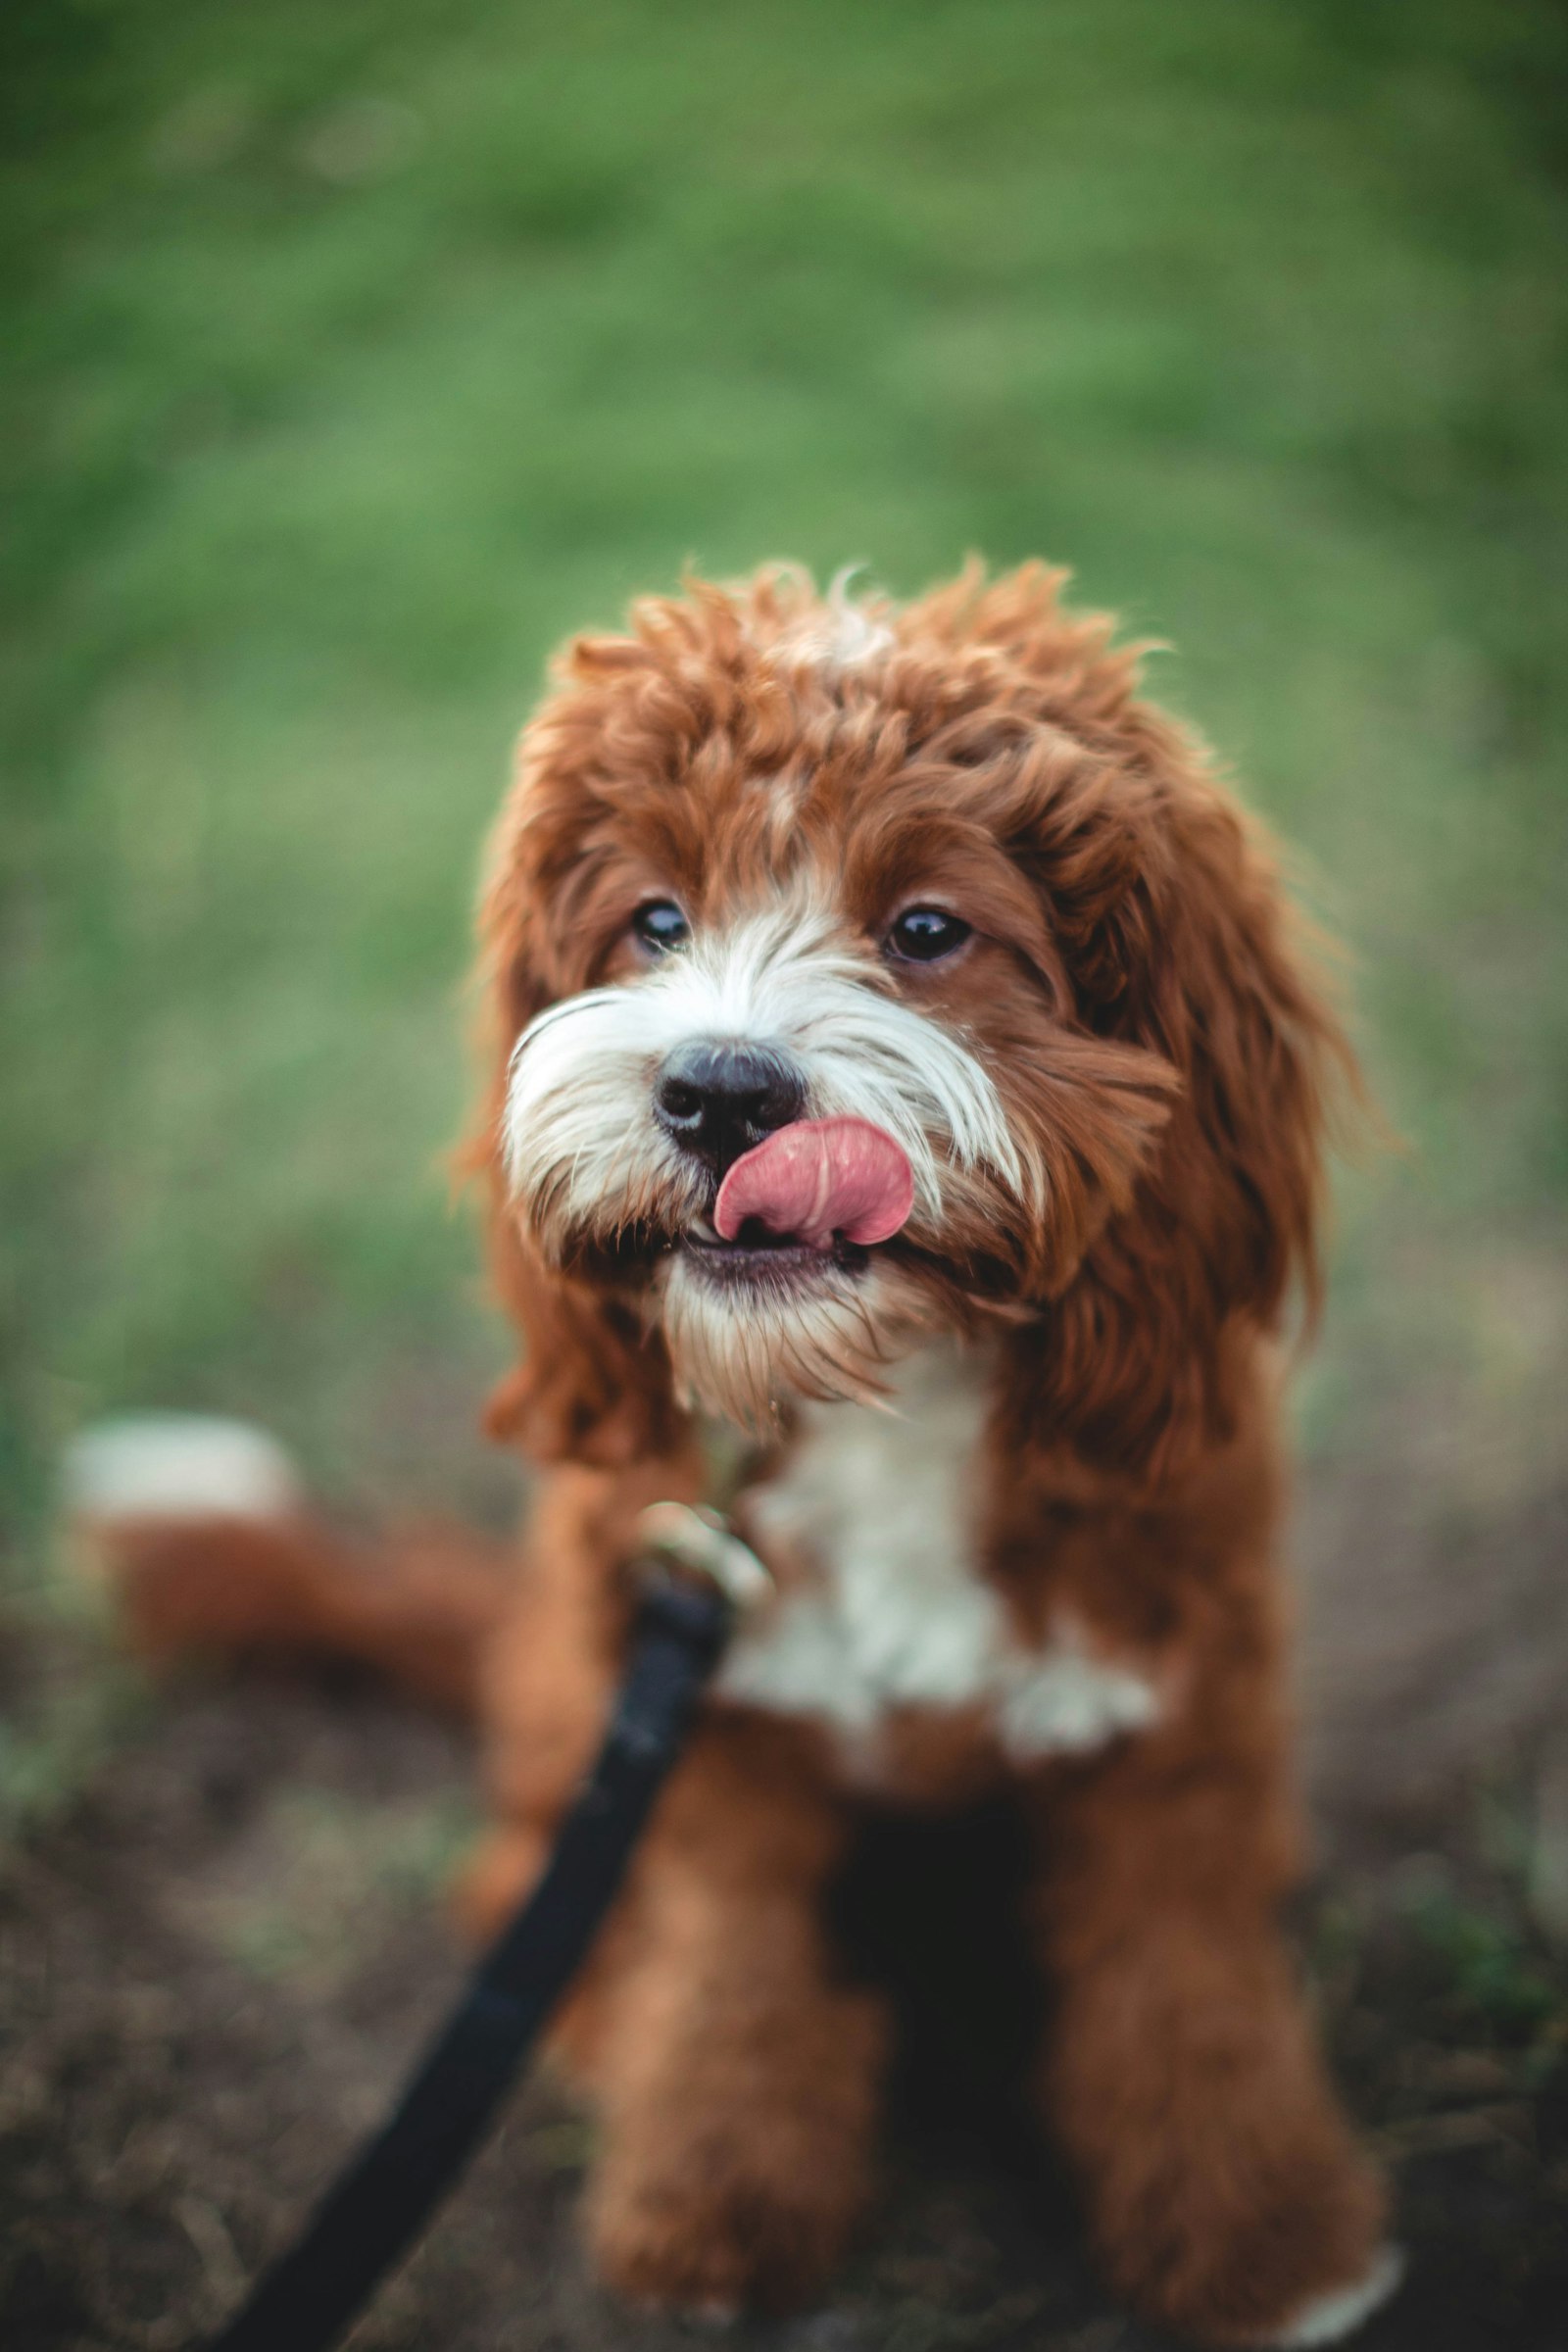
[2,1649,1565,2352]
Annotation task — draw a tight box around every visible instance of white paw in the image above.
[65,1415,303,1531]
[1267,2244,1404,2347]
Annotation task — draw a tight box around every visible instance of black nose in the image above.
[654,1041,806,1170]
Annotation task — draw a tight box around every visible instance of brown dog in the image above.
[74,564,1400,2346]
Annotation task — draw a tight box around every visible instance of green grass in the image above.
[4,0,1566,1603]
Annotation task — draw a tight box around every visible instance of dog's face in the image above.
[480,566,1346,1464]
[504,807,1054,1428]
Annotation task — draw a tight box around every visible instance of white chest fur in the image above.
[716,1344,1159,1768]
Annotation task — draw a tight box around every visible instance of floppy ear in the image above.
[1007,696,1359,1478]
[479,1219,683,1469]
[466,729,683,1470]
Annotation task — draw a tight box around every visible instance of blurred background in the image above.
[2,4,1565,2346]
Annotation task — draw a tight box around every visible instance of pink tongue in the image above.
[714,1118,914,1252]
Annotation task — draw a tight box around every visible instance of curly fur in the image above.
[84,562,1399,2348]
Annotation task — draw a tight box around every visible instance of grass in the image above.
[3,0,1566,1613]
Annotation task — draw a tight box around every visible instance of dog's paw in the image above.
[587,2163,853,2318]
[1104,2129,1395,2349]
[1261,2245,1404,2348]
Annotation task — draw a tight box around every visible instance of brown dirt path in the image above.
[1,1671,1564,2352]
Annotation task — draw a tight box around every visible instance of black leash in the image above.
[207,1503,769,2352]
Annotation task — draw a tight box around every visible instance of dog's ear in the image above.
[466,726,682,1469]
[1004,673,1359,1479]
[479,1214,682,1468]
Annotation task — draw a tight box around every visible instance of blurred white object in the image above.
[1272,2245,1404,2348]
[64,1415,303,1529]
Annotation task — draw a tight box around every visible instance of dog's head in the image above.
[474,564,1353,1473]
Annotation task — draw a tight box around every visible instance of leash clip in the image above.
[635,1500,773,1614]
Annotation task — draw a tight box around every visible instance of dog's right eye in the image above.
[632,901,691,955]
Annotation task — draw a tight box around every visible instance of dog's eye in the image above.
[632,901,691,955]
[887,906,971,962]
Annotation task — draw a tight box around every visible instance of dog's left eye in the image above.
[886,906,971,962]
[632,901,691,955]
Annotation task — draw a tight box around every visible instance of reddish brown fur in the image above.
[96,564,1390,2346]
[99,1510,511,1714]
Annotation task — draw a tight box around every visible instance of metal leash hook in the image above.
[205,1501,770,2352]
[635,1497,774,1612]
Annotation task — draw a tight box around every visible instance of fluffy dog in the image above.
[76,563,1401,2347]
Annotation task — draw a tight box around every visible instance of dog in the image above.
[73,563,1401,2347]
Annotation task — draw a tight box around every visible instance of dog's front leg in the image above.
[583,1713,888,2319]
[1027,1726,1395,2348]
